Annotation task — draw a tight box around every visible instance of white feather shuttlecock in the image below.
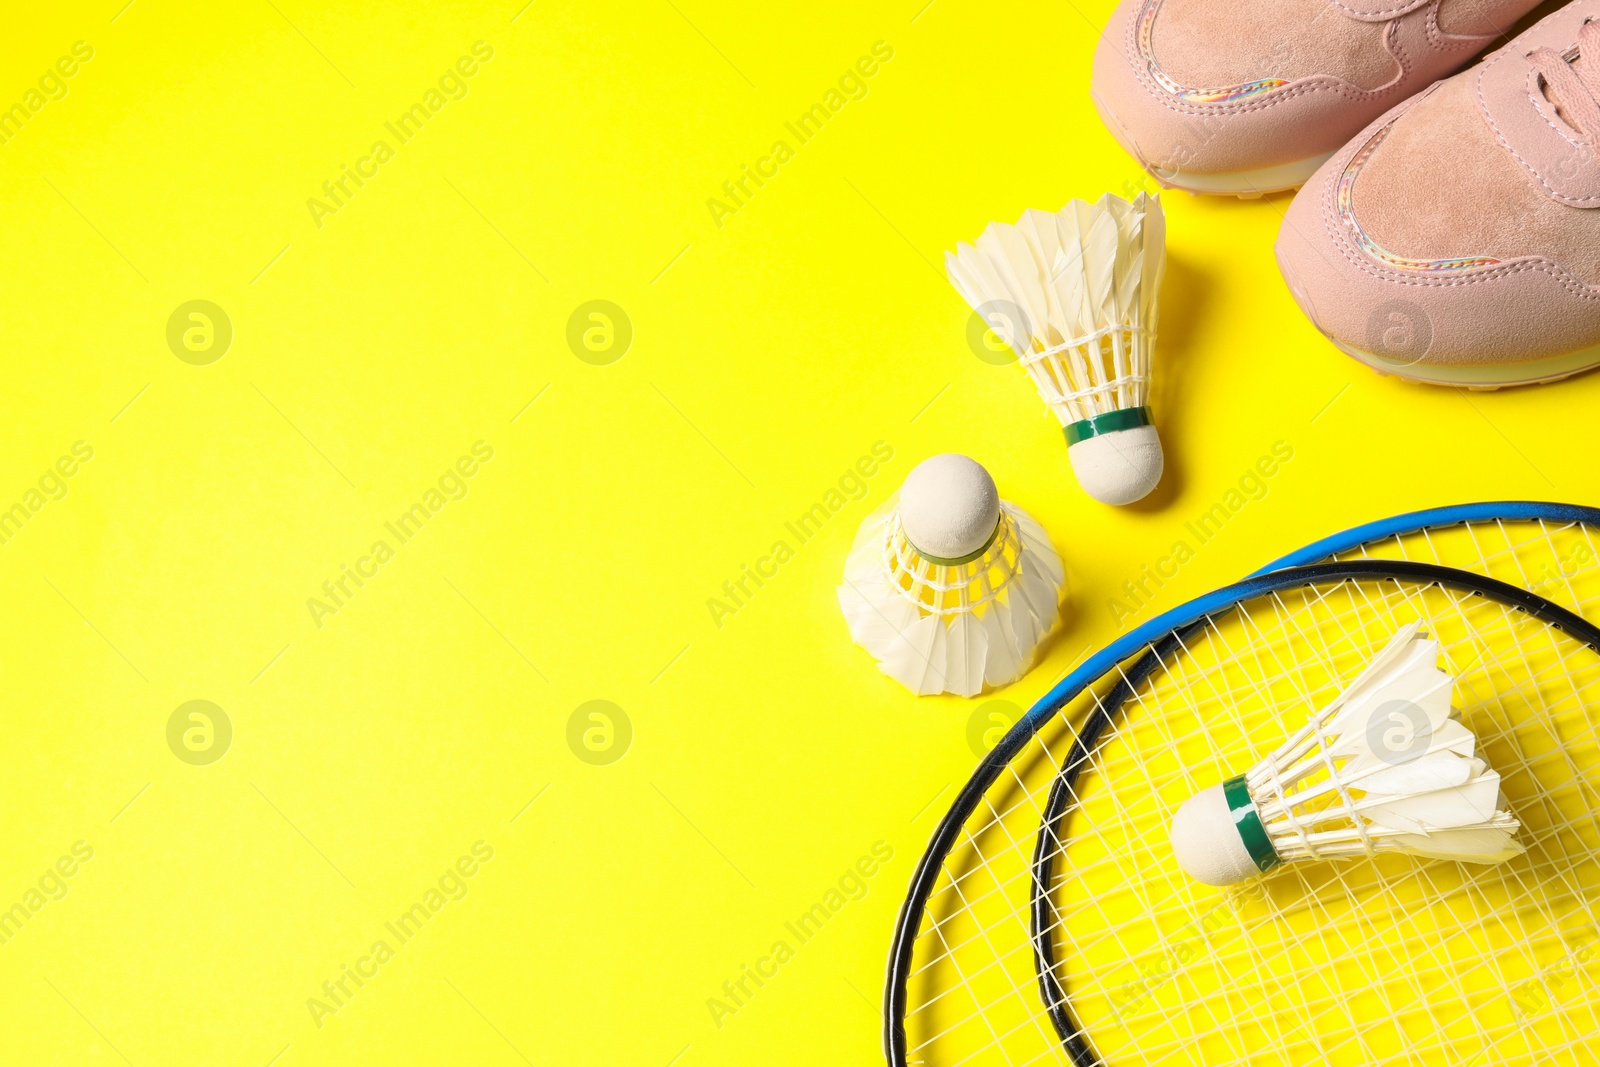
[1170,621,1524,887]
[945,193,1166,506]
[838,454,1064,697]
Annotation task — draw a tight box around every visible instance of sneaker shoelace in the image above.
[1531,19,1600,139]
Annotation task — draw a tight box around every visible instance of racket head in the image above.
[885,559,1600,1067]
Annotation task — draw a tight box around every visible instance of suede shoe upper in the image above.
[1276,0,1600,378]
[1092,0,1541,189]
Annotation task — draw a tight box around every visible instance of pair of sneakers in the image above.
[1093,0,1600,386]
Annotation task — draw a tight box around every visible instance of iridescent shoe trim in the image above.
[1337,122,1501,273]
[1136,0,1287,102]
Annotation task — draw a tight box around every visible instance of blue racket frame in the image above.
[1259,501,1600,573]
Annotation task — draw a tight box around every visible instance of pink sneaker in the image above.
[1277,0,1600,387]
[1092,0,1540,196]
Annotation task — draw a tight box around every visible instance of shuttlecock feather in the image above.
[1170,621,1523,886]
[946,194,1166,505]
[838,454,1064,697]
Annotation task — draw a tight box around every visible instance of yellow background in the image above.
[0,1,1594,1064]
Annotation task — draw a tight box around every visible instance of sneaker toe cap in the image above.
[1276,115,1600,381]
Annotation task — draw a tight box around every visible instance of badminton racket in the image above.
[885,558,1600,1067]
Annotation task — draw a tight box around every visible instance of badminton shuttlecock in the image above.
[838,454,1064,697]
[1171,621,1523,887]
[945,193,1165,505]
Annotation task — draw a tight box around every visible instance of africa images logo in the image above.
[305,42,495,230]
[305,841,495,1029]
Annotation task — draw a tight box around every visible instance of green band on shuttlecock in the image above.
[909,518,1002,567]
[1222,774,1280,874]
[1063,406,1154,447]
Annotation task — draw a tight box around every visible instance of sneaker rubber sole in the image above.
[1331,338,1600,390]
[1149,152,1334,198]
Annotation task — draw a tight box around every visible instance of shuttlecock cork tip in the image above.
[899,454,1001,562]
[1170,783,1263,888]
[1068,424,1164,506]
